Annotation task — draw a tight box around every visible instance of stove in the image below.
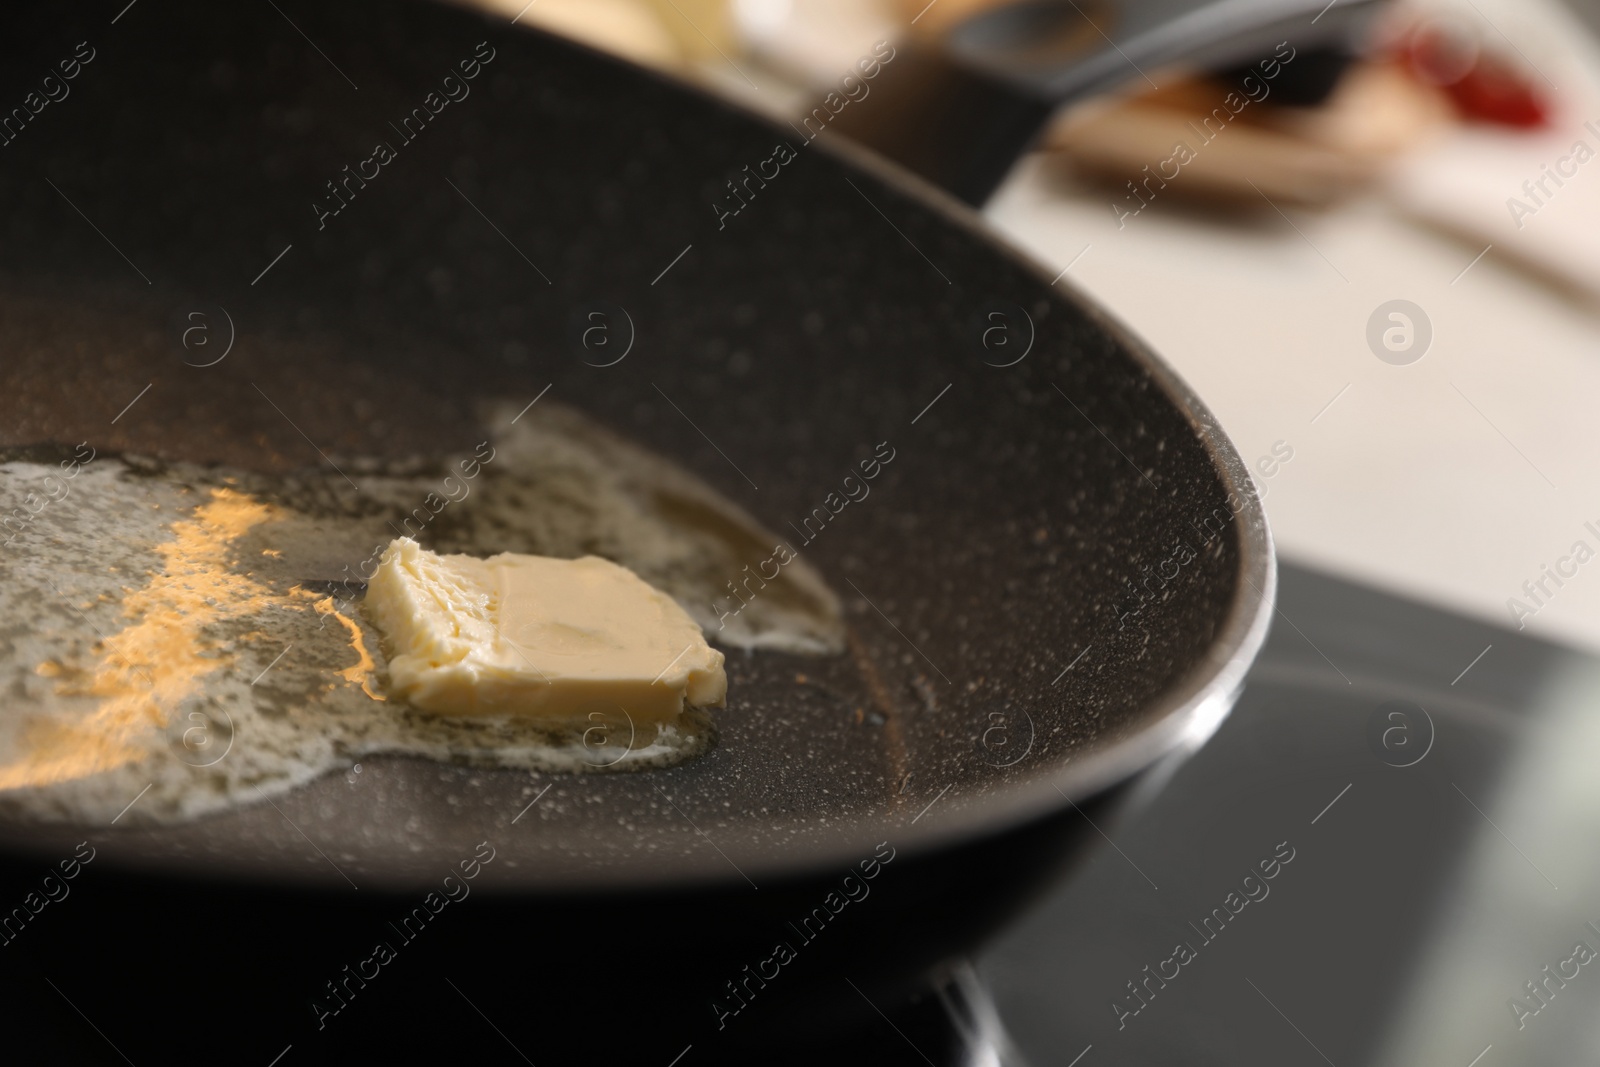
[979,560,1599,1067]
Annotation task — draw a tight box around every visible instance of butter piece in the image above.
[365,538,726,719]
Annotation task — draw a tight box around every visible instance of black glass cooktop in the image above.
[981,559,1600,1067]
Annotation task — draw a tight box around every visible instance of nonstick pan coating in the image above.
[0,0,1272,891]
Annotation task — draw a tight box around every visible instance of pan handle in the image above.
[828,0,1389,205]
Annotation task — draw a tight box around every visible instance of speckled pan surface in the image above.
[0,0,1272,889]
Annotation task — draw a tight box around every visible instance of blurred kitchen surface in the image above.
[470,0,1600,658]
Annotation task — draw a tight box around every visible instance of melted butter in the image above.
[0,488,278,790]
[0,401,843,824]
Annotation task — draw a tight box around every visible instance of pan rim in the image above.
[608,34,1280,876]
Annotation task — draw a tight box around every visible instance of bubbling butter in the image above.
[367,538,726,720]
[0,399,837,824]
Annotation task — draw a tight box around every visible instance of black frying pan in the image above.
[0,1,1288,1062]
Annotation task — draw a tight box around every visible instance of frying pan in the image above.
[0,0,1301,1062]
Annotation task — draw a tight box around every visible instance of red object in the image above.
[1445,53,1550,127]
[1404,21,1550,128]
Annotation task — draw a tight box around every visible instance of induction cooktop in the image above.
[980,559,1600,1067]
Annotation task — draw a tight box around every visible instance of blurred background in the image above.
[447,0,1600,1064]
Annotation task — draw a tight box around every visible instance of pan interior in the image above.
[0,0,1253,889]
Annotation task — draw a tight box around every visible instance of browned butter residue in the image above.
[313,596,384,701]
[0,488,278,790]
